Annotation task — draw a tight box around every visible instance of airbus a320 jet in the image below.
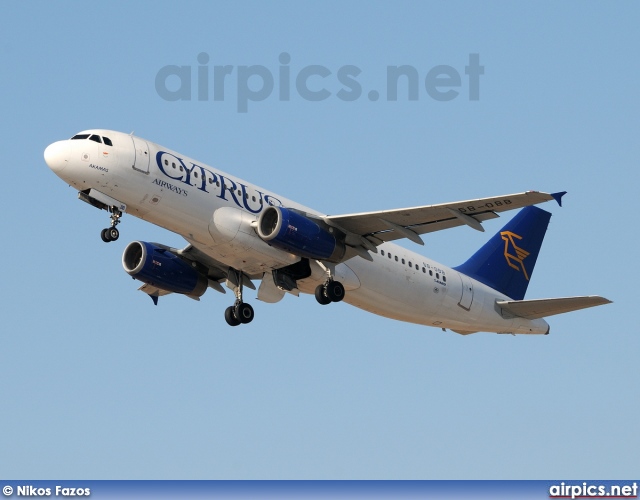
[44,130,610,333]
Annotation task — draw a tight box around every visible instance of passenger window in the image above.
[89,134,102,143]
[429,270,433,276]
[388,253,392,259]
[216,181,220,187]
[436,273,440,279]
[381,250,385,256]
[252,196,256,202]
[194,172,198,178]
[102,137,113,146]
[71,134,90,140]
[443,276,447,282]
[422,267,426,273]
[415,264,419,270]
[395,256,398,262]
[408,261,412,267]
[402,259,405,265]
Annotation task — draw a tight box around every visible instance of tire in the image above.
[224,306,240,326]
[100,228,111,242]
[315,284,331,305]
[107,227,119,241]
[236,302,254,324]
[326,281,345,302]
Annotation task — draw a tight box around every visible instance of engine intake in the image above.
[122,241,208,297]
[256,206,345,262]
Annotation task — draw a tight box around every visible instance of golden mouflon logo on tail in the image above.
[500,231,530,280]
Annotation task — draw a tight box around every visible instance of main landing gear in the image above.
[315,279,345,305]
[222,266,343,326]
[224,269,255,327]
[100,206,123,243]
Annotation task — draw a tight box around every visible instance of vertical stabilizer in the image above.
[454,206,552,300]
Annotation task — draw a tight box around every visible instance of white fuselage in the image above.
[45,129,549,334]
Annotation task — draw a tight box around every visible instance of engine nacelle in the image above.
[122,241,208,297]
[256,206,345,262]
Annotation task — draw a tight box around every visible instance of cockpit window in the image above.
[102,137,113,146]
[89,134,102,143]
[71,134,90,140]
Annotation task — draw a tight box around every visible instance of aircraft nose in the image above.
[44,141,69,172]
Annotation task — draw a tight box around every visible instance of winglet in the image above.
[551,191,567,207]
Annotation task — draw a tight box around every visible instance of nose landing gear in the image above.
[101,206,122,242]
[101,227,119,242]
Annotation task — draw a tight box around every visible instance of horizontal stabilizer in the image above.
[496,296,612,320]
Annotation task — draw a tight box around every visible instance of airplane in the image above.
[43,129,611,333]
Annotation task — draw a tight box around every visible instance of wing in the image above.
[325,191,566,252]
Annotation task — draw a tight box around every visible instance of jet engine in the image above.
[256,206,345,262]
[122,241,208,297]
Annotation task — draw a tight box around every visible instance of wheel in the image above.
[100,228,111,242]
[107,227,119,241]
[326,281,345,302]
[236,302,254,324]
[224,306,240,326]
[315,284,331,305]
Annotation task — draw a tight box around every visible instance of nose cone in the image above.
[44,141,70,172]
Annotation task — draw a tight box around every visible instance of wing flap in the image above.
[496,296,612,320]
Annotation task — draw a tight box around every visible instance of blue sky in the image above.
[1,1,638,479]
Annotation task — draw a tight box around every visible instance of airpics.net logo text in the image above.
[155,52,484,112]
[549,482,638,499]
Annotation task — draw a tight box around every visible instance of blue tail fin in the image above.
[454,206,552,300]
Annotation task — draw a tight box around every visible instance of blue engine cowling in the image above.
[122,241,208,297]
[256,206,345,262]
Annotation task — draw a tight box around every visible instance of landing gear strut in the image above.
[100,206,122,243]
[224,269,255,327]
[315,279,345,305]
